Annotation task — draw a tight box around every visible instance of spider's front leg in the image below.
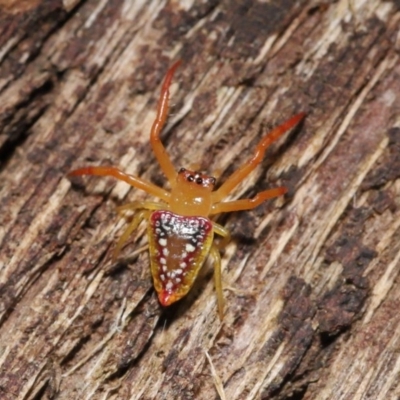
[211,187,287,214]
[207,113,305,318]
[149,61,182,185]
[68,167,171,260]
[68,166,171,202]
[211,113,305,205]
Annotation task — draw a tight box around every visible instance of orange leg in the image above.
[68,166,171,202]
[150,61,182,185]
[211,113,305,204]
[211,187,287,214]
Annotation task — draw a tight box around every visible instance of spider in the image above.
[68,61,305,320]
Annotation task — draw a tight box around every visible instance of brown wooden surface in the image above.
[1,1,400,399]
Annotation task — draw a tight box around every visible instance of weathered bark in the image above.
[0,0,399,399]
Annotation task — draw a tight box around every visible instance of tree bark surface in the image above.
[0,1,400,399]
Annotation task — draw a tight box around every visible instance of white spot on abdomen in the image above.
[185,243,195,253]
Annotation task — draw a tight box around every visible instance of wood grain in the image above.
[0,1,399,399]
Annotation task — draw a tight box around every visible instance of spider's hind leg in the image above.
[113,201,166,261]
[212,221,231,250]
[113,210,147,261]
[210,222,232,320]
[209,245,224,321]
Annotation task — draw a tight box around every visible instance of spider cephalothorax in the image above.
[178,167,216,187]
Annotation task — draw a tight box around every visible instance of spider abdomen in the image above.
[148,210,213,306]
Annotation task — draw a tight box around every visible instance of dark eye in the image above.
[178,167,186,173]
[188,175,194,182]
[196,177,203,184]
